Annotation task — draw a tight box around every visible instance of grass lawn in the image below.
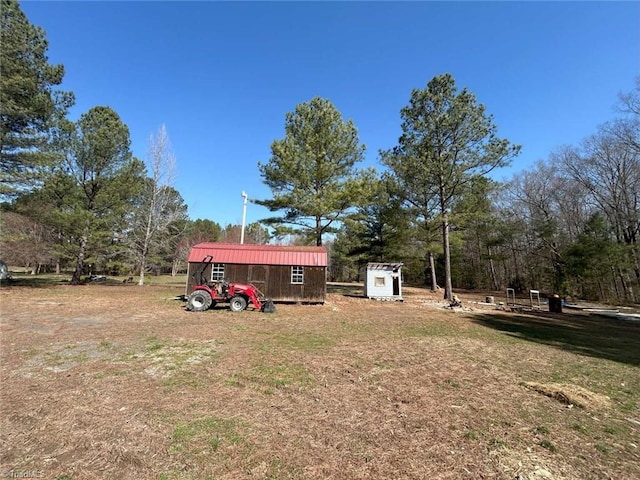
[0,279,638,479]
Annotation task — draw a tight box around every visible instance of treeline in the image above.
[0,209,269,278]
[0,1,269,283]
[1,0,638,303]
[256,78,638,304]
[330,79,639,304]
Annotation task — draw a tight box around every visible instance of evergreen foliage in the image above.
[0,0,74,197]
[53,106,145,284]
[383,74,520,299]
[257,97,375,246]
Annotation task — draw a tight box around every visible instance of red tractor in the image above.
[186,256,275,313]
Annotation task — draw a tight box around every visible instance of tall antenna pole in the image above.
[240,191,248,244]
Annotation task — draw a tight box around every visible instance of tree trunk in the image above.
[488,246,499,290]
[608,266,619,301]
[71,234,87,285]
[138,198,156,286]
[429,252,438,291]
[138,262,145,286]
[316,215,323,246]
[56,230,62,274]
[630,245,640,287]
[618,268,635,302]
[171,259,180,277]
[510,238,521,287]
[442,213,453,301]
[138,245,148,286]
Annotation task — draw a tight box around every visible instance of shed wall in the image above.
[186,262,326,303]
[365,265,403,299]
[365,268,393,297]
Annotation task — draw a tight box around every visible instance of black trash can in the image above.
[549,295,562,313]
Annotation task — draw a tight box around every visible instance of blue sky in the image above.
[21,1,640,227]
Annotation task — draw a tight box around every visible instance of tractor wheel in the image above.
[229,295,247,312]
[187,290,213,312]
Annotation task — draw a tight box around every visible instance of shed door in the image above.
[249,265,267,294]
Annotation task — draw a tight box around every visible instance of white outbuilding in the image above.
[364,263,403,300]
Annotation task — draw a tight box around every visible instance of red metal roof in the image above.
[187,243,328,267]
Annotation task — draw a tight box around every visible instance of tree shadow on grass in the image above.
[1,277,67,288]
[327,282,366,298]
[471,311,640,366]
[2,275,145,288]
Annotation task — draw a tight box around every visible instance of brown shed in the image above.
[186,243,328,303]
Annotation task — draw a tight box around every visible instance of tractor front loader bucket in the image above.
[261,299,276,313]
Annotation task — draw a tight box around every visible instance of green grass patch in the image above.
[5,272,187,288]
[571,423,589,434]
[471,312,640,366]
[264,456,305,479]
[169,416,245,455]
[443,378,462,388]
[534,425,550,435]
[94,369,130,379]
[603,423,627,436]
[464,430,479,441]
[228,361,314,393]
[127,338,220,384]
[254,331,332,353]
[395,318,522,350]
[488,438,508,450]
[44,348,90,367]
[146,335,166,351]
[252,363,314,390]
[138,274,187,287]
[161,371,208,391]
[397,320,460,339]
[539,439,557,453]
[4,272,70,288]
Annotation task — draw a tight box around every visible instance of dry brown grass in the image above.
[523,382,613,410]
[0,282,638,479]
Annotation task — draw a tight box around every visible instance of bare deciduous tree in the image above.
[0,211,54,273]
[560,123,640,301]
[130,125,187,285]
